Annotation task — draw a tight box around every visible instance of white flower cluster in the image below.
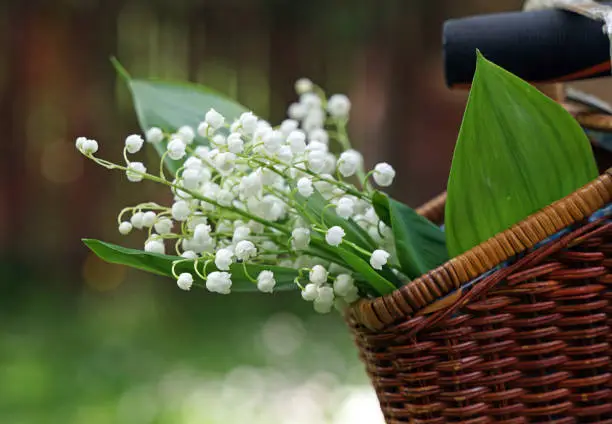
[300,266,359,313]
[77,78,397,313]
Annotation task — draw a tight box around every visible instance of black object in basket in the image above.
[443,4,612,87]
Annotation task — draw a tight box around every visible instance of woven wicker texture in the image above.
[348,171,612,423]
[416,192,447,226]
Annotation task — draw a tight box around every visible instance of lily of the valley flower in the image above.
[325,226,345,247]
[373,162,396,187]
[257,270,276,293]
[118,221,132,235]
[177,272,194,291]
[77,78,400,314]
[146,127,164,143]
[125,134,144,154]
[370,249,391,270]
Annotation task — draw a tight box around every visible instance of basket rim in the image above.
[350,169,612,331]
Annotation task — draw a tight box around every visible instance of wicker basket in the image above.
[346,105,612,423]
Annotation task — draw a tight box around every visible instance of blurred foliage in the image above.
[1,273,377,423]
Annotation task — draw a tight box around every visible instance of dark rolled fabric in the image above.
[444,5,612,88]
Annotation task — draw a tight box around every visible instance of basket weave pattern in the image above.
[348,172,612,423]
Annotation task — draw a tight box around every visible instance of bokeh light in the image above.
[82,253,126,291]
[40,141,84,184]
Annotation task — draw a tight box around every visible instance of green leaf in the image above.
[295,188,376,251]
[294,188,404,288]
[445,51,598,256]
[373,192,448,279]
[83,239,299,292]
[335,247,396,296]
[114,60,248,173]
[372,192,391,227]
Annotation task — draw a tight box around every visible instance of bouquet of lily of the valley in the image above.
[79,53,598,313]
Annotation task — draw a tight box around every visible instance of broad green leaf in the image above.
[445,52,598,256]
[335,247,396,296]
[373,192,448,279]
[83,239,299,292]
[295,188,377,251]
[114,60,248,173]
[372,193,391,227]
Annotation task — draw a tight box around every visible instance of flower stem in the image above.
[89,154,290,234]
[334,119,371,192]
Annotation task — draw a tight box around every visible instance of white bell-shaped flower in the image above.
[335,197,355,219]
[370,249,390,270]
[167,138,187,160]
[373,162,396,187]
[287,130,307,154]
[215,248,234,271]
[126,162,146,182]
[206,271,232,294]
[177,273,193,291]
[205,108,225,129]
[144,239,165,254]
[325,226,345,246]
[227,133,244,153]
[333,274,355,297]
[171,200,191,221]
[297,177,314,197]
[301,283,318,301]
[327,94,351,118]
[154,218,173,235]
[118,221,132,235]
[176,126,195,144]
[309,265,328,285]
[239,112,258,135]
[338,150,362,177]
[288,102,307,120]
[291,228,310,250]
[146,127,164,143]
[295,78,313,94]
[125,134,144,154]
[257,270,276,293]
[235,240,257,260]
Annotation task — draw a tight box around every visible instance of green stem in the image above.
[122,147,130,166]
[159,151,171,180]
[194,259,210,280]
[249,157,368,201]
[320,204,336,228]
[171,259,192,279]
[341,239,372,257]
[260,250,291,255]
[334,119,371,191]
[90,154,289,235]
[242,262,257,283]
[362,170,375,191]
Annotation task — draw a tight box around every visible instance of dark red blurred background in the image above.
[0,0,531,287]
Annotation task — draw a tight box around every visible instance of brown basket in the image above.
[347,96,612,423]
[348,170,612,424]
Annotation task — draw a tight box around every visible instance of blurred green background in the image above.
[0,0,526,423]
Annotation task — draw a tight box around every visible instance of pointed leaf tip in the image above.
[110,57,131,81]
